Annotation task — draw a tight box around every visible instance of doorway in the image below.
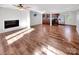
[42,14,50,25]
[52,14,59,25]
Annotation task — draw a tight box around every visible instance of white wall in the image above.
[0,7,30,33]
[30,10,42,26]
[19,10,30,28]
[76,11,79,34]
[60,11,77,25]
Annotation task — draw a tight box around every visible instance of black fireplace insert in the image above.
[4,20,19,29]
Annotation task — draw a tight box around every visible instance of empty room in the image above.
[0,4,79,55]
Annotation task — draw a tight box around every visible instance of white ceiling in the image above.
[31,4,79,13]
[0,4,79,13]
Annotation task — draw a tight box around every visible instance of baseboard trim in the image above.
[58,24,76,27]
[31,24,42,27]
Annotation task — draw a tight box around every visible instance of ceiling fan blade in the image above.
[13,4,31,10]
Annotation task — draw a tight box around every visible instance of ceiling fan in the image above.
[13,4,31,10]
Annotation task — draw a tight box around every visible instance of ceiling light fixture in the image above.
[13,4,30,11]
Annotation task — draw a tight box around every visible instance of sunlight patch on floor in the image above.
[33,45,66,55]
[47,45,66,55]
[33,46,56,55]
[5,28,30,40]
[41,46,56,55]
[5,28,34,45]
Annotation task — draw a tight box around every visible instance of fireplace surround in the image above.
[4,20,19,29]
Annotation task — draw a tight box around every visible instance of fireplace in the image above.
[4,20,19,29]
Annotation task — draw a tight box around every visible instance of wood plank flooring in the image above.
[0,25,79,55]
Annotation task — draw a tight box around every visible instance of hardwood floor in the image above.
[0,25,79,55]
